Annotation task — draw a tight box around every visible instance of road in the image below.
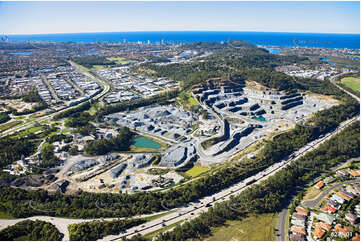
[191,92,235,164]
[276,71,360,241]
[276,166,359,241]
[40,73,60,102]
[329,72,360,102]
[304,180,359,241]
[302,179,359,208]
[1,71,358,240]
[276,207,289,241]
[1,62,111,138]
[104,115,358,241]
[1,114,354,241]
[0,211,171,241]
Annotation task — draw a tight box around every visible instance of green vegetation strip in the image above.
[10,126,43,138]
[138,220,184,241]
[0,120,22,133]
[68,218,145,241]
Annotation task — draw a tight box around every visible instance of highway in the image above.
[103,114,359,241]
[275,71,360,241]
[1,69,358,240]
[0,114,356,241]
[0,210,171,241]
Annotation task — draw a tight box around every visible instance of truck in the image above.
[245,179,256,186]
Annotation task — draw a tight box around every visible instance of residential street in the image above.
[302,179,359,208]
[275,72,360,241]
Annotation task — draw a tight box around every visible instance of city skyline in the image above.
[0,1,360,35]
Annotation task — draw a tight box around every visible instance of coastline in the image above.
[2,31,360,50]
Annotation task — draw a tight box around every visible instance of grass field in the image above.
[204,213,277,241]
[340,76,360,95]
[188,95,199,105]
[61,129,71,134]
[185,165,210,177]
[88,102,102,115]
[92,65,109,70]
[178,92,199,110]
[91,57,129,69]
[0,120,22,133]
[11,126,43,138]
[107,57,130,64]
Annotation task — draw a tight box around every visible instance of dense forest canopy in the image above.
[84,127,133,155]
[0,112,10,124]
[71,55,116,68]
[0,219,62,241]
[68,218,145,240]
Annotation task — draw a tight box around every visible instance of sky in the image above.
[0,1,359,35]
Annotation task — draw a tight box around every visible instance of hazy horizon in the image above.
[4,30,361,36]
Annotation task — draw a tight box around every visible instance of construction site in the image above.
[27,79,337,195]
[192,79,336,163]
[41,153,184,194]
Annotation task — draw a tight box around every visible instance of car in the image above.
[134,229,138,233]
[162,223,166,227]
[190,212,194,215]
[141,225,145,228]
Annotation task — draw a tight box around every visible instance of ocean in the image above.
[4,31,360,50]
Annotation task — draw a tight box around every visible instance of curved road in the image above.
[1,61,111,138]
[0,210,172,241]
[276,71,360,241]
[1,71,358,240]
[104,115,358,241]
[329,72,359,102]
[1,106,355,242]
[303,179,359,208]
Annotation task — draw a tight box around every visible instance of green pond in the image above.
[252,116,267,122]
[132,136,162,149]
